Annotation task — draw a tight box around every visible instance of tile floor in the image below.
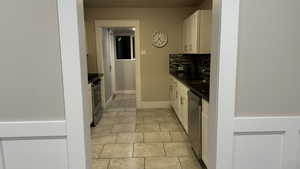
[91,94,203,169]
[105,94,136,112]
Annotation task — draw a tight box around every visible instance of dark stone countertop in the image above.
[170,73,209,102]
[88,73,104,84]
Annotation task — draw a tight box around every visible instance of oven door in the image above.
[91,80,103,126]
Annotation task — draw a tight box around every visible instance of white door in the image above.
[102,28,113,102]
[0,0,90,168]
[114,35,136,93]
[210,0,300,169]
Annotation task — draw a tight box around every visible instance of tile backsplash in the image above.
[169,54,210,80]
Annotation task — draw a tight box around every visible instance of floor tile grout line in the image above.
[169,131,173,142]
[131,143,134,158]
[177,157,184,169]
[162,143,167,157]
[107,159,111,169]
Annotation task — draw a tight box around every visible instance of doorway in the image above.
[101,27,137,112]
[95,20,141,110]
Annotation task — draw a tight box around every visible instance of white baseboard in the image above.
[140,101,170,109]
[115,90,136,94]
[104,95,113,108]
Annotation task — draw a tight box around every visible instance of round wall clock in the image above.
[152,32,168,48]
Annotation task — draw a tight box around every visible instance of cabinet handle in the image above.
[176,91,178,99]
[180,97,183,105]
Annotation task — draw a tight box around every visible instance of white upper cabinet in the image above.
[183,10,212,54]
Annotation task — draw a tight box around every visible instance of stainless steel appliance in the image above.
[88,73,103,127]
[91,78,102,126]
[188,91,202,159]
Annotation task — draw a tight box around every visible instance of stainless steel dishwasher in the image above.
[188,91,202,159]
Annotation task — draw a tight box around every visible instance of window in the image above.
[115,36,135,60]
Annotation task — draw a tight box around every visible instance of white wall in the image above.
[85,8,197,101]
[235,0,300,116]
[0,0,90,168]
[0,0,65,121]
[0,0,69,168]
[208,0,300,168]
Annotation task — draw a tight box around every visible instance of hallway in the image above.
[105,94,136,112]
[91,94,203,169]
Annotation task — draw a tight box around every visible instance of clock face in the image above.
[152,32,168,48]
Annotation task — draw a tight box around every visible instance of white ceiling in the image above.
[84,0,202,8]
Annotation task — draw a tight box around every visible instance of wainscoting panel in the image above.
[233,116,300,169]
[2,138,68,169]
[233,132,284,169]
[0,121,68,169]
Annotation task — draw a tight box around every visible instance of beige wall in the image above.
[235,0,300,116]
[199,0,212,9]
[85,8,197,101]
[0,0,65,121]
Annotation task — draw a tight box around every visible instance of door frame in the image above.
[210,0,300,169]
[95,20,141,108]
[208,0,240,168]
[57,0,90,168]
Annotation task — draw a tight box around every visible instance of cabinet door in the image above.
[202,99,209,166]
[175,82,183,125]
[190,12,199,53]
[178,83,189,133]
[182,19,188,52]
[186,16,191,53]
[169,78,174,108]
[182,86,189,133]
[180,95,188,133]
[170,77,179,116]
[182,10,212,54]
[183,15,194,53]
[197,10,212,53]
[170,77,177,111]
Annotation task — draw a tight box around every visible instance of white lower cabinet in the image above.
[170,75,209,167]
[178,82,189,133]
[202,99,209,165]
[170,76,189,134]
